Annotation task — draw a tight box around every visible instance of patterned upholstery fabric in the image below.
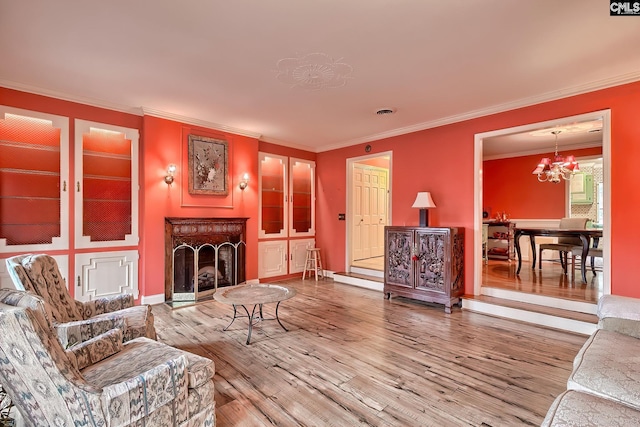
[5,253,156,346]
[0,291,216,426]
[542,390,640,426]
[568,329,640,409]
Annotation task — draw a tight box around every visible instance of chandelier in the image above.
[532,131,579,183]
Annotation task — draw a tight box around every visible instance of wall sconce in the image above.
[164,164,177,185]
[239,173,249,190]
[412,191,436,227]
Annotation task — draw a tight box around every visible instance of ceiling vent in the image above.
[375,108,396,115]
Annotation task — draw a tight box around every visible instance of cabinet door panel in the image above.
[289,238,315,274]
[259,153,288,239]
[415,231,447,293]
[289,158,315,237]
[75,120,138,248]
[0,107,69,252]
[75,251,138,301]
[258,240,287,278]
[384,229,413,287]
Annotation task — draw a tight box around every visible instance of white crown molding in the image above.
[258,135,318,153]
[0,79,144,116]
[141,107,262,140]
[317,71,640,153]
[483,141,603,161]
[4,70,640,153]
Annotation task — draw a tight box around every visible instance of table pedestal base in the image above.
[223,301,288,344]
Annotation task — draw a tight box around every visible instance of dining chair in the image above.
[538,217,588,274]
[570,247,603,282]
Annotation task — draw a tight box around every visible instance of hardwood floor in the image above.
[482,259,603,303]
[154,278,586,426]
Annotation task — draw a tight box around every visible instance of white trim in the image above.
[481,287,597,315]
[345,151,393,273]
[0,79,143,116]
[350,266,384,279]
[141,293,165,305]
[333,273,384,292]
[142,107,262,139]
[462,299,596,336]
[473,110,612,297]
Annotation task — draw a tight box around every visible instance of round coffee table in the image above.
[214,284,297,344]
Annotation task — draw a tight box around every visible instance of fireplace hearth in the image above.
[165,217,247,303]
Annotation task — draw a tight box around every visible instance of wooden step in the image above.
[463,294,598,336]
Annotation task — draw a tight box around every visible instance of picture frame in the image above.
[188,134,229,195]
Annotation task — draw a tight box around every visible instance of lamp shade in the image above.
[412,192,436,209]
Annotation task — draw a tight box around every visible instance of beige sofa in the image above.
[542,295,640,426]
[0,288,215,426]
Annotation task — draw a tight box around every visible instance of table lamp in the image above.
[412,192,436,227]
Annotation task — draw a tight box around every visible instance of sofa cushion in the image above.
[542,390,640,426]
[568,329,640,409]
[82,337,214,390]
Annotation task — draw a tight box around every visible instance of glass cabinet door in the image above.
[0,107,69,252]
[258,153,287,239]
[74,119,138,248]
[289,158,315,237]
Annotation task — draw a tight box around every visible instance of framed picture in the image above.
[188,135,229,195]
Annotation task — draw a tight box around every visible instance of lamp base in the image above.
[419,209,429,227]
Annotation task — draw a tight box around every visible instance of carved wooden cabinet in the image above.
[384,226,464,313]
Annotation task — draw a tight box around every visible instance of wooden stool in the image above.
[302,248,324,280]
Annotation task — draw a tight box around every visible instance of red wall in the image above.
[316,81,640,298]
[141,116,260,297]
[483,147,602,219]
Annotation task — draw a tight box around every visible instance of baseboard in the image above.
[333,273,384,292]
[141,293,165,305]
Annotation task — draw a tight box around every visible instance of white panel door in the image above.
[258,240,287,278]
[75,251,138,301]
[370,169,388,257]
[353,166,365,261]
[289,238,315,274]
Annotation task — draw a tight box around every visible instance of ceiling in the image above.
[1,1,640,153]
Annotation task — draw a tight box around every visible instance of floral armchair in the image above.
[0,288,215,426]
[5,253,156,347]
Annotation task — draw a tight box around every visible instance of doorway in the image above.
[473,111,611,309]
[346,152,392,273]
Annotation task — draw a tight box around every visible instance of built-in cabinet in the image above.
[0,106,140,300]
[257,238,315,278]
[570,172,594,205]
[384,226,465,313]
[484,221,514,260]
[258,152,316,279]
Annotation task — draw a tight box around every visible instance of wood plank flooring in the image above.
[482,259,602,303]
[153,279,586,426]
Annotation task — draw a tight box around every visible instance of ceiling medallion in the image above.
[276,52,353,91]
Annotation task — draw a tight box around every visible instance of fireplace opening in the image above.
[165,218,247,304]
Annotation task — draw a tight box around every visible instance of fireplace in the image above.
[165,217,247,303]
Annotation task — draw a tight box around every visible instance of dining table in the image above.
[514,227,603,283]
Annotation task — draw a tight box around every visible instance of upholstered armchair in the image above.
[0,288,215,426]
[5,253,156,347]
[538,217,588,273]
